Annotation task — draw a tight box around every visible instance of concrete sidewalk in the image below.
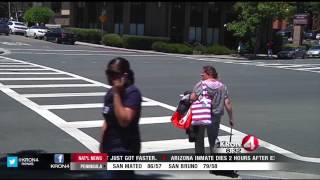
[75,41,279,61]
[75,41,250,61]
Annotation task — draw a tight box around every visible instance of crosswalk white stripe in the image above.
[0,82,99,152]
[0,63,29,65]
[8,49,135,53]
[0,65,35,67]
[0,77,78,81]
[3,84,100,88]
[0,72,62,74]
[64,116,172,129]
[41,101,159,110]
[295,67,320,70]
[273,64,317,68]
[42,103,103,110]
[0,68,50,71]
[13,52,166,56]
[22,92,106,98]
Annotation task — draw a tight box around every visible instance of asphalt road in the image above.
[0,35,320,178]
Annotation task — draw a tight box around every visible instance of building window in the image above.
[130,23,144,35]
[130,3,145,35]
[114,3,123,34]
[208,4,220,28]
[207,28,219,45]
[51,2,62,13]
[189,4,202,43]
[189,27,202,43]
[115,23,124,34]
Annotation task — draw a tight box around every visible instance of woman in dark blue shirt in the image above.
[100,57,142,154]
[100,57,142,179]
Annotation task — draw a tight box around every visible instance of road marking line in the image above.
[42,103,103,110]
[0,83,99,152]
[2,84,100,88]
[1,56,319,162]
[273,64,317,68]
[8,49,135,53]
[0,65,36,67]
[182,56,320,74]
[295,67,320,70]
[0,72,62,74]
[0,68,50,71]
[12,52,166,56]
[0,62,29,65]
[41,101,159,110]
[65,116,172,129]
[22,92,106,98]
[0,77,79,81]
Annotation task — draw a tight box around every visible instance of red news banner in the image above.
[70,153,108,170]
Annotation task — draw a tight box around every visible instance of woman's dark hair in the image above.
[106,57,135,85]
[203,65,218,78]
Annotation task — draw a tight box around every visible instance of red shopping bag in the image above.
[171,108,192,129]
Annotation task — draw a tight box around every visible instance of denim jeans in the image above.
[194,115,222,154]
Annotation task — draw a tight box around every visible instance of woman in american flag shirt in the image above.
[189,65,234,155]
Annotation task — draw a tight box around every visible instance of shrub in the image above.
[23,7,54,24]
[193,43,207,54]
[67,28,102,44]
[102,34,123,47]
[151,41,193,54]
[206,44,233,55]
[122,35,170,50]
[282,43,307,49]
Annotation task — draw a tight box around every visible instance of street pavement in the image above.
[0,35,320,179]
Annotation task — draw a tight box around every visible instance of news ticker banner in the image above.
[0,153,289,171]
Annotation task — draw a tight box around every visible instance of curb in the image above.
[74,41,248,61]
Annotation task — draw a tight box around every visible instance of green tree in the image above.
[23,7,55,25]
[226,2,295,54]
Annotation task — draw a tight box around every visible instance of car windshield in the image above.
[49,28,62,33]
[282,47,294,51]
[15,22,25,26]
[309,46,320,50]
[32,26,48,29]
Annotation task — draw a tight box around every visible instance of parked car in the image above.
[277,46,307,59]
[304,31,317,40]
[0,21,9,35]
[306,45,320,58]
[25,25,48,39]
[316,33,320,40]
[7,21,27,35]
[276,30,292,37]
[43,28,76,45]
[276,26,293,38]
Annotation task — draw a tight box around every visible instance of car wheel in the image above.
[43,36,48,41]
[34,33,37,39]
[55,37,62,44]
[5,33,9,36]
[9,29,12,34]
[292,54,296,59]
